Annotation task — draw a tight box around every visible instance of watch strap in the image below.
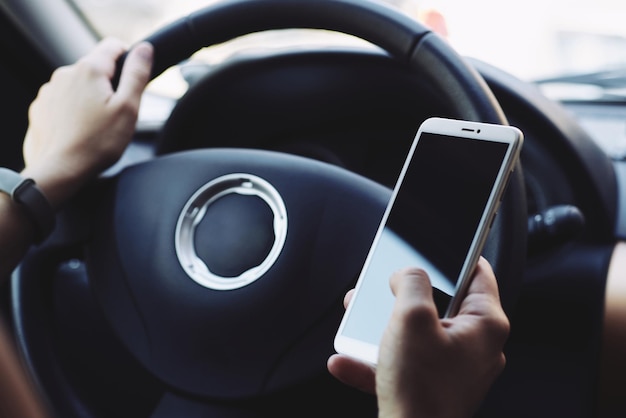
[0,168,55,242]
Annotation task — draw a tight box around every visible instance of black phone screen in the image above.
[340,132,509,344]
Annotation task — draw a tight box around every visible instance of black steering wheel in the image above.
[13,0,527,417]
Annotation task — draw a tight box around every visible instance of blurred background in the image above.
[69,0,626,101]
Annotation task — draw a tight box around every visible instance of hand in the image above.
[20,37,153,208]
[327,257,510,418]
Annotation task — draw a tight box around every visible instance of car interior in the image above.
[0,0,624,417]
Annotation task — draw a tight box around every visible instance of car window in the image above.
[70,0,626,101]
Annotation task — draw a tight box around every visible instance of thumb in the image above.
[113,42,153,107]
[389,268,439,329]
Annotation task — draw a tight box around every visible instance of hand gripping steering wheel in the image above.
[13,0,527,416]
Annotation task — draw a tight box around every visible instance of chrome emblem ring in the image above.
[175,173,288,290]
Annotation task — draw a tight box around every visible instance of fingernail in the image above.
[135,42,154,62]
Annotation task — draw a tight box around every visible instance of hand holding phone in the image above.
[333,117,523,365]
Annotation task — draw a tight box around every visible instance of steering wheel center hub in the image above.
[175,173,288,290]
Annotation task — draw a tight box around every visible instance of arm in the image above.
[327,257,510,418]
[0,38,153,281]
[0,37,153,418]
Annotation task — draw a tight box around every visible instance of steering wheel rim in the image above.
[132,0,526,301]
[13,0,527,415]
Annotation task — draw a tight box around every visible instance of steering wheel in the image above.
[13,0,527,416]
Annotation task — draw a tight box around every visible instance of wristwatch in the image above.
[0,168,55,243]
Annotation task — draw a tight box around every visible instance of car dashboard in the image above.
[561,101,626,238]
[119,50,626,417]
[1,0,625,412]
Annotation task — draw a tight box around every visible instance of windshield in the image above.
[70,0,626,100]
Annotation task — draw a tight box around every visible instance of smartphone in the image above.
[333,117,523,365]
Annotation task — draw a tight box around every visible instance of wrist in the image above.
[20,165,84,210]
[0,168,55,243]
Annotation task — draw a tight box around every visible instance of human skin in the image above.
[0,38,153,281]
[327,257,510,418]
[0,38,153,417]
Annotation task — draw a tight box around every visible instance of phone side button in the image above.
[489,212,498,229]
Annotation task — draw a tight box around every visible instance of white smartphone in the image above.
[333,117,523,365]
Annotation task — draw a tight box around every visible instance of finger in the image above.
[90,37,127,57]
[464,257,501,303]
[79,37,127,79]
[389,267,439,329]
[456,257,507,320]
[343,288,355,309]
[327,354,376,394]
[113,42,153,106]
[390,267,433,300]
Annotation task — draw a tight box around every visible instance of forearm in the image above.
[0,193,38,282]
[0,164,73,283]
[0,38,152,418]
[0,319,50,418]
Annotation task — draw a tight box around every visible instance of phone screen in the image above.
[339,131,510,346]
